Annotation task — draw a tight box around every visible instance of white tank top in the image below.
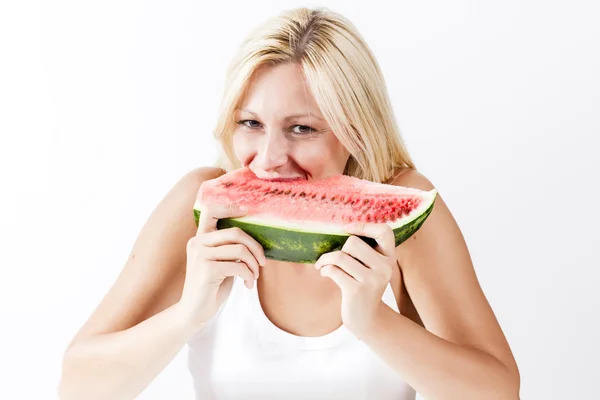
[187,275,416,400]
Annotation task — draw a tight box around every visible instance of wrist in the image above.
[173,301,207,337]
[358,301,393,342]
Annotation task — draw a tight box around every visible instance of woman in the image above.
[59,7,520,400]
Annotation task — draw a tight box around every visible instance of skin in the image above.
[232,63,350,181]
[58,62,520,399]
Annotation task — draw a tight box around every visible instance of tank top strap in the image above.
[187,276,243,344]
[381,280,401,314]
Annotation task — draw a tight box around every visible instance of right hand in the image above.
[178,202,266,331]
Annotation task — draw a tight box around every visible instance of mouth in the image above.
[246,165,309,181]
[258,176,305,182]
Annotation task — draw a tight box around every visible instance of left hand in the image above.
[315,222,397,339]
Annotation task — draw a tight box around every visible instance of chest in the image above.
[255,261,406,337]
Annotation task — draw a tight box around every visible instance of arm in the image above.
[362,170,520,400]
[58,167,224,400]
[59,303,200,400]
[362,302,517,399]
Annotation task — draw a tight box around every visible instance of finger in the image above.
[207,244,260,280]
[341,235,386,272]
[201,227,266,267]
[316,251,367,282]
[319,264,355,290]
[211,260,255,289]
[198,202,248,234]
[344,222,395,257]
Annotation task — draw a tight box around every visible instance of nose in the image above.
[254,132,289,172]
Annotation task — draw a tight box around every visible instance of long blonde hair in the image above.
[212,7,415,183]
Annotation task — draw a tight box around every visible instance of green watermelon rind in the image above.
[192,191,437,264]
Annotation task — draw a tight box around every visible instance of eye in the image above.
[291,125,316,134]
[236,119,262,129]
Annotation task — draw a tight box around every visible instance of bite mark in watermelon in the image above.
[194,168,437,264]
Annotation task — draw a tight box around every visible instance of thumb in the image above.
[197,202,248,234]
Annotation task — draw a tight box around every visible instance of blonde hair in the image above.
[212,7,415,183]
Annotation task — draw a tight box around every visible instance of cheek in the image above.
[294,139,350,175]
[232,133,253,164]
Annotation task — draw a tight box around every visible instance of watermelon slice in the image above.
[194,168,437,264]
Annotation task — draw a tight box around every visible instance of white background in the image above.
[1,0,599,399]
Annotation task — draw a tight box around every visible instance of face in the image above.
[232,62,350,181]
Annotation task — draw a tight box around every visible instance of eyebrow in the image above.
[237,108,325,121]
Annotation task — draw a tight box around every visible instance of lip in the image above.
[258,176,305,182]
[247,167,307,181]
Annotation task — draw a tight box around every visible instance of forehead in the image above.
[238,63,322,117]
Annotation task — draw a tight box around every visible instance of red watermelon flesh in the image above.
[196,167,437,234]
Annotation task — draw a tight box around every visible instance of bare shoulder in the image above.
[388,168,451,251]
[65,166,225,349]
[388,167,435,191]
[388,167,520,382]
[388,167,479,310]
[388,168,443,252]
